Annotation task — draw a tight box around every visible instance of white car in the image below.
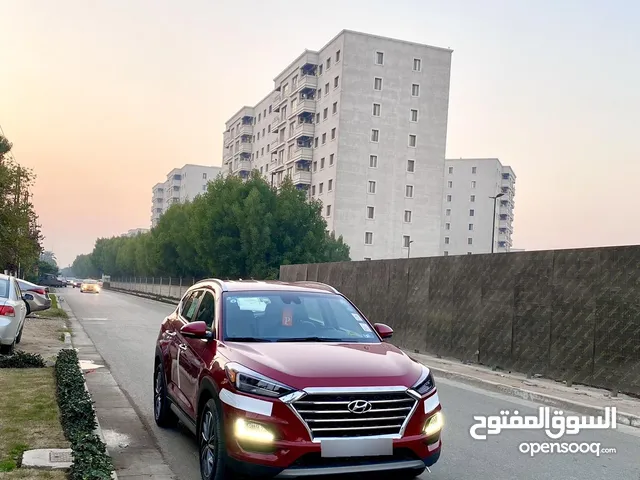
[0,274,28,354]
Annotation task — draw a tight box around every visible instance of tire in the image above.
[0,341,15,355]
[199,398,230,480]
[153,362,178,428]
[396,469,426,479]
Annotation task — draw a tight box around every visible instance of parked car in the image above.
[80,279,100,293]
[153,280,443,480]
[17,279,52,314]
[0,274,28,354]
[39,274,66,288]
[73,280,82,288]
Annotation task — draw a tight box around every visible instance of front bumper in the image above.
[219,388,442,478]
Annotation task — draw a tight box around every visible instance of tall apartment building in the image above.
[442,158,516,255]
[121,228,149,237]
[222,30,452,260]
[151,164,221,227]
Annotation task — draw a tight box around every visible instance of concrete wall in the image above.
[280,246,640,396]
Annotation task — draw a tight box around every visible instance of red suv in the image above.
[153,279,443,479]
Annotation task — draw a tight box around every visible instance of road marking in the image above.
[82,317,108,321]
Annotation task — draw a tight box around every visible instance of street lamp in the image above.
[489,193,505,254]
[407,240,414,258]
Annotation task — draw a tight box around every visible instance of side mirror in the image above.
[181,321,214,340]
[374,323,393,340]
[23,294,33,301]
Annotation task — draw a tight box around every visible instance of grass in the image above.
[0,368,68,478]
[36,294,68,320]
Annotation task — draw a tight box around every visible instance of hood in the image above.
[221,341,423,390]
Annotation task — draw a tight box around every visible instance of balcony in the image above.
[291,99,316,118]
[273,114,286,130]
[238,142,252,154]
[292,122,315,139]
[273,91,282,104]
[293,74,318,94]
[271,136,286,151]
[290,147,313,162]
[292,170,312,186]
[238,124,253,137]
[235,159,252,173]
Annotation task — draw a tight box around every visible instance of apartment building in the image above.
[222,30,452,260]
[151,164,221,227]
[442,158,516,255]
[121,228,149,237]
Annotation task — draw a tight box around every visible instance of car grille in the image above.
[291,391,417,439]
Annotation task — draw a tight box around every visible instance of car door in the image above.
[166,289,203,411]
[12,280,26,331]
[178,289,217,417]
[172,289,204,416]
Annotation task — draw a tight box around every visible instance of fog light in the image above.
[424,411,444,436]
[234,418,275,443]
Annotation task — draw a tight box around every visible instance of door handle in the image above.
[178,344,187,351]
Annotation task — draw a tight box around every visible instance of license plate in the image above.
[320,438,393,458]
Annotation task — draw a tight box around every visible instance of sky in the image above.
[1,0,639,267]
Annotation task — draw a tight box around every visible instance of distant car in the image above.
[17,279,52,314]
[80,279,100,293]
[0,274,28,354]
[73,280,82,288]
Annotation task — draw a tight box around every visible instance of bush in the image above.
[0,350,46,368]
[55,348,113,480]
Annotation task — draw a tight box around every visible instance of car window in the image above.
[181,290,203,322]
[0,279,9,298]
[222,291,379,343]
[13,279,22,300]
[193,291,215,328]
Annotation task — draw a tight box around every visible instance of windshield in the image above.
[222,291,380,343]
[83,279,97,284]
[0,279,8,299]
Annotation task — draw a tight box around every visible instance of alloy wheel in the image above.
[200,409,217,479]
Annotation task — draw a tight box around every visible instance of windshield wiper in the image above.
[276,337,338,342]
[225,337,272,342]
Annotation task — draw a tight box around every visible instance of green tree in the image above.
[71,254,99,278]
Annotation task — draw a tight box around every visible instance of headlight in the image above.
[225,362,294,398]
[424,411,444,436]
[412,365,436,396]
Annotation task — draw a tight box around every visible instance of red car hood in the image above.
[221,341,424,389]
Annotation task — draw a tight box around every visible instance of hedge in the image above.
[55,348,114,480]
[0,350,46,368]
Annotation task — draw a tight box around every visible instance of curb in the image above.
[429,366,640,429]
[106,287,179,305]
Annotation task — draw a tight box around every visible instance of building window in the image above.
[469,224,474,231]
[318,64,323,75]
[444,251,449,256]
[319,183,324,194]
[405,185,414,198]
[469,209,475,216]
[365,232,374,245]
[407,159,415,172]
[202,185,206,190]
[371,129,380,142]
[446,208,451,215]
[334,76,340,88]
[413,58,422,71]
[326,58,331,69]
[329,153,334,165]
[410,109,419,122]
[472,166,477,174]
[322,133,327,144]
[368,180,377,194]
[403,236,411,248]
[203,172,207,179]
[367,206,375,219]
[446,194,452,202]
[448,166,454,174]
[336,50,341,62]
[404,210,412,223]
[375,51,384,65]
[326,204,331,216]
[328,179,333,191]
[374,77,383,90]
[311,185,316,195]
[409,134,417,147]
[314,137,319,147]
[332,101,338,114]
[323,107,328,120]
[468,238,473,245]
[447,181,453,188]
[470,195,475,202]
[313,161,318,172]
[411,84,420,96]
[325,83,329,94]
[369,155,378,168]
[320,157,325,169]
[471,181,476,188]
[331,128,336,140]
[445,222,450,230]
[364,257,372,261]
[444,237,450,245]
[372,103,381,116]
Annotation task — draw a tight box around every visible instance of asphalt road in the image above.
[63,288,640,480]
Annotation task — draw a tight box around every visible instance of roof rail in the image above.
[194,278,228,291]
[293,281,339,294]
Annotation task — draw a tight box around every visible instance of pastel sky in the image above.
[1,0,638,267]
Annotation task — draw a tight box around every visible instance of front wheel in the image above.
[199,399,230,480]
[153,363,178,428]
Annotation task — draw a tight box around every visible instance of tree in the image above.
[70,173,351,279]
[40,250,58,267]
[71,254,99,279]
[0,134,43,276]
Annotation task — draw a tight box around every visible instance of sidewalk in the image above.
[407,350,640,428]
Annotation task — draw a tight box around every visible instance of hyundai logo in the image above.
[347,400,373,414]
